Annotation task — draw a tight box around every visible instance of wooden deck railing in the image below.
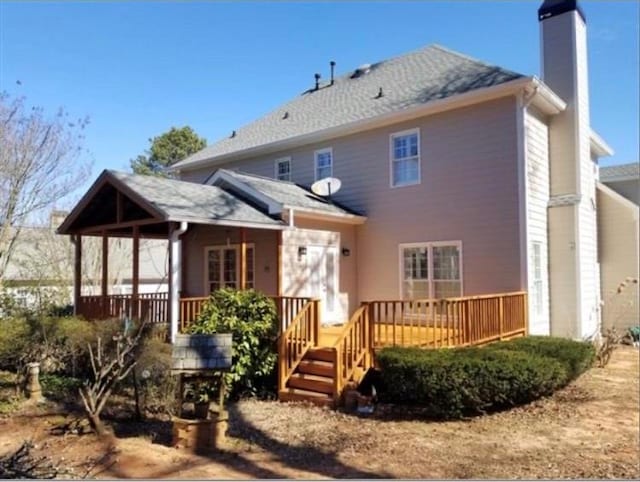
[332,304,373,400]
[77,293,169,324]
[271,296,313,333]
[179,297,208,332]
[278,299,320,392]
[367,291,528,348]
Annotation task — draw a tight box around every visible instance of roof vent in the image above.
[230,130,236,138]
[330,61,336,85]
[351,63,372,79]
[282,111,289,120]
[314,73,321,91]
[375,87,384,99]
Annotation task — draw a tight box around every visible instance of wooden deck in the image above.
[319,324,459,348]
[76,291,528,407]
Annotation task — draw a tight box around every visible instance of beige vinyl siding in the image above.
[597,184,640,332]
[548,205,578,337]
[603,179,639,205]
[525,109,551,335]
[181,225,278,298]
[177,97,522,305]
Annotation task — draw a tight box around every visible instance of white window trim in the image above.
[389,127,421,188]
[274,157,292,181]
[203,243,256,293]
[314,147,333,181]
[398,240,463,299]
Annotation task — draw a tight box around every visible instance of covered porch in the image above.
[57,169,301,340]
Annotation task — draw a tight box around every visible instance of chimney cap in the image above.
[538,0,585,23]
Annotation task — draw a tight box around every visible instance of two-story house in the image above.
[60,0,617,346]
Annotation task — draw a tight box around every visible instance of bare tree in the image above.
[0,92,91,285]
[79,321,147,435]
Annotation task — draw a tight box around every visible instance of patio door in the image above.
[306,246,339,324]
[205,245,254,293]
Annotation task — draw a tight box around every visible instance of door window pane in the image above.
[208,250,221,293]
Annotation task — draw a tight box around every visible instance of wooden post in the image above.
[101,231,108,318]
[132,226,140,320]
[240,228,247,290]
[73,235,82,316]
[499,295,505,340]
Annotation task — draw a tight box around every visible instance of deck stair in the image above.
[278,347,336,406]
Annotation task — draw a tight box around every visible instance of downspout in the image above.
[170,222,188,343]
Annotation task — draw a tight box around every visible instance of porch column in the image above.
[101,231,108,318]
[132,226,140,320]
[169,222,188,343]
[240,227,247,290]
[73,235,82,315]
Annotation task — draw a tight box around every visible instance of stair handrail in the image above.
[278,299,320,392]
[332,303,373,401]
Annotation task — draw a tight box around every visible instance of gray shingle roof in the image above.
[109,171,284,227]
[174,44,523,169]
[600,162,639,182]
[216,169,363,216]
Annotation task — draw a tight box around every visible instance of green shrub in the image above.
[40,374,82,401]
[0,317,31,371]
[135,336,177,414]
[188,289,279,399]
[377,344,567,419]
[488,336,595,382]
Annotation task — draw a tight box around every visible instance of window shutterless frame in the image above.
[274,157,292,181]
[314,147,333,181]
[398,240,463,299]
[389,127,421,188]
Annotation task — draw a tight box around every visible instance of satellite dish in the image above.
[311,177,342,200]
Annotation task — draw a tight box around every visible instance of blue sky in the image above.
[1,0,638,198]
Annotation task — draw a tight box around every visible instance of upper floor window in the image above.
[314,148,333,180]
[275,157,291,181]
[390,128,420,187]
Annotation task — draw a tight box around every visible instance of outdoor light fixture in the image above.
[298,246,307,257]
[342,247,351,257]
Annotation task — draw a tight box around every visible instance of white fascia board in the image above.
[172,77,546,173]
[590,129,614,158]
[206,170,283,215]
[166,215,286,230]
[284,205,367,225]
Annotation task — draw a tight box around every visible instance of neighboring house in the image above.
[597,162,639,332]
[60,0,618,345]
[4,210,168,309]
[600,163,639,205]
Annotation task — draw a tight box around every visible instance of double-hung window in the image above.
[314,148,333,180]
[391,128,420,187]
[400,241,462,299]
[275,157,291,181]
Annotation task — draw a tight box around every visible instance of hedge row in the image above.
[376,336,595,419]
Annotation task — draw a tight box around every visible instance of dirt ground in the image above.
[1,346,638,479]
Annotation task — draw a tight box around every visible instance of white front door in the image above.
[306,245,339,324]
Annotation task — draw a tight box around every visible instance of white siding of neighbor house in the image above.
[525,109,551,335]
[179,97,523,317]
